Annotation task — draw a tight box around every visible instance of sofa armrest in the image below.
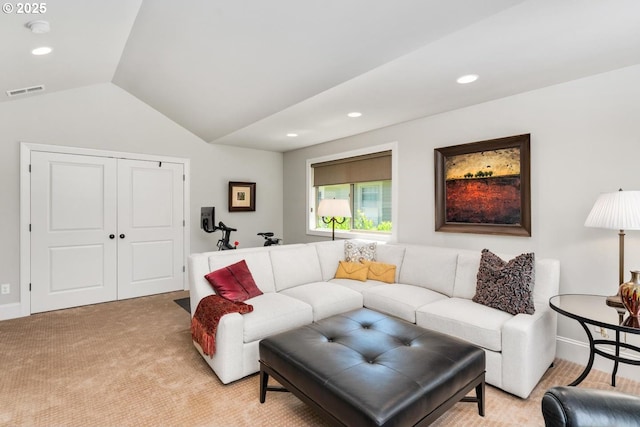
[502,307,557,398]
[189,253,249,384]
[193,312,245,384]
[188,253,216,315]
[542,386,640,427]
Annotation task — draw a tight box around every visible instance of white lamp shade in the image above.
[585,190,640,230]
[318,199,351,218]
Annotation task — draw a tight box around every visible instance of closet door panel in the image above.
[30,152,118,313]
[117,159,184,299]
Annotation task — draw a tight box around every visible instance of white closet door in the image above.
[116,159,184,299]
[31,152,118,313]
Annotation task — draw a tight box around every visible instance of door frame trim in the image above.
[20,142,191,317]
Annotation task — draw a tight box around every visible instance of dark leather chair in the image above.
[542,386,640,427]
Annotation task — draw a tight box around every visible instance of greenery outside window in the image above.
[315,182,392,232]
[309,147,395,238]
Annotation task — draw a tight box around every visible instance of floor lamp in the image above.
[585,189,640,316]
[318,199,352,240]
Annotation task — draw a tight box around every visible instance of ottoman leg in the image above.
[476,381,485,417]
[260,367,269,403]
[461,376,485,417]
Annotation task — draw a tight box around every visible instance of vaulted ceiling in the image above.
[2,0,640,152]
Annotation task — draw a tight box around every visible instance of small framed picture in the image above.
[228,181,256,212]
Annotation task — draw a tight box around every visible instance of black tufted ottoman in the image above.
[259,308,485,427]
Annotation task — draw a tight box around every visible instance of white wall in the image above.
[284,64,640,380]
[0,83,283,313]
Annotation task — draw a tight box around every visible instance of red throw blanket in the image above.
[190,294,253,357]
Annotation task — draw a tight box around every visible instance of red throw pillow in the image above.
[204,260,263,302]
[227,260,262,299]
[204,267,247,302]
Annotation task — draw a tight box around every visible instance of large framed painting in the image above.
[228,181,256,212]
[434,134,531,237]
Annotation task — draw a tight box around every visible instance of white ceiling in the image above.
[2,0,640,152]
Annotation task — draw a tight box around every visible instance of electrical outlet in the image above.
[0,283,10,295]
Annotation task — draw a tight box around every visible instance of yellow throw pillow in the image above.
[334,261,369,282]
[362,260,396,284]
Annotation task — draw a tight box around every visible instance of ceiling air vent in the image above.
[6,84,45,97]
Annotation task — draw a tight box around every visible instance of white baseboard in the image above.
[556,335,640,383]
[0,303,24,321]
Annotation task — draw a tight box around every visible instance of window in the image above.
[307,144,397,239]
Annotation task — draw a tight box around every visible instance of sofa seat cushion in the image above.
[242,293,313,342]
[415,298,513,352]
[329,278,385,294]
[362,284,448,323]
[279,282,363,322]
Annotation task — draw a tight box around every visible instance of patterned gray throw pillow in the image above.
[344,241,377,263]
[472,249,535,315]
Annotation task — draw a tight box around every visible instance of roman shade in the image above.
[311,151,391,186]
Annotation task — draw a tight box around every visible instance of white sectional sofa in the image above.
[188,240,560,399]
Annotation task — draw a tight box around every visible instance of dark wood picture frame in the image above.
[434,134,531,237]
[228,181,256,212]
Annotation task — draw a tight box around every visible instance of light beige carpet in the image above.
[1,291,639,427]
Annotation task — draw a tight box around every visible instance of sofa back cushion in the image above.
[398,245,458,296]
[532,258,560,306]
[207,248,276,293]
[452,250,483,299]
[271,245,323,291]
[376,244,406,283]
[311,240,346,281]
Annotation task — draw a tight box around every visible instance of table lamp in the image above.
[584,189,640,312]
[318,199,352,240]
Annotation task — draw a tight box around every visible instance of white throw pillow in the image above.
[344,241,377,262]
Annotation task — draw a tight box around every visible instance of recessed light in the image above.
[347,112,362,118]
[31,46,52,56]
[456,74,478,84]
[286,133,298,137]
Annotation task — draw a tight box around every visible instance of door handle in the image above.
[109,234,115,239]
[120,234,125,239]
